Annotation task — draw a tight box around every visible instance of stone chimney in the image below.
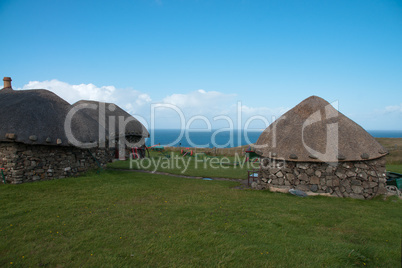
[3,77,12,88]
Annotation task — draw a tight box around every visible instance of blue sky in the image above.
[1,0,401,130]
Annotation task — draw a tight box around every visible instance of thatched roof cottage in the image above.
[253,96,388,199]
[0,77,114,184]
[73,100,149,160]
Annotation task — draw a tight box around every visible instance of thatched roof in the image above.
[73,100,149,138]
[255,96,388,162]
[0,88,104,147]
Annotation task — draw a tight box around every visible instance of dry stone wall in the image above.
[0,142,114,184]
[254,157,387,199]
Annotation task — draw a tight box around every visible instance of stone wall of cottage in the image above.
[253,157,387,199]
[0,142,114,184]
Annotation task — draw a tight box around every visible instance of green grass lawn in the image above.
[108,151,259,179]
[1,170,401,267]
[386,164,402,174]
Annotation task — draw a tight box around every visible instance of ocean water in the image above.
[146,129,261,148]
[146,129,402,148]
[366,130,402,138]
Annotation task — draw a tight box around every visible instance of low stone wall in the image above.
[0,142,114,184]
[253,157,387,199]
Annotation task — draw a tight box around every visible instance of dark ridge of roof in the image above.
[255,95,388,162]
[72,100,149,138]
[0,88,105,147]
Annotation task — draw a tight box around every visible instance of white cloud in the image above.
[19,80,152,115]
[19,79,153,128]
[240,105,289,118]
[161,89,236,116]
[151,89,237,128]
[119,90,152,114]
[163,89,235,109]
[136,94,152,106]
[21,79,116,104]
[155,89,288,129]
[385,103,402,113]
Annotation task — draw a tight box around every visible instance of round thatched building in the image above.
[73,100,149,160]
[253,96,388,199]
[0,78,114,184]
[0,86,104,147]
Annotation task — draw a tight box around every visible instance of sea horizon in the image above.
[145,129,402,148]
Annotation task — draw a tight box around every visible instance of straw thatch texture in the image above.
[0,88,103,147]
[73,100,149,138]
[255,96,388,162]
